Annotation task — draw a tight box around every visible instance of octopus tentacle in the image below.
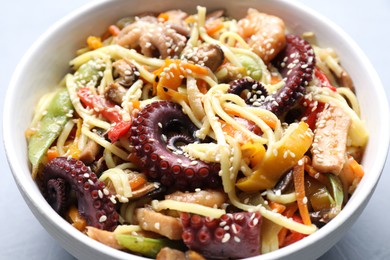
[181,212,262,259]
[46,178,68,215]
[228,78,268,105]
[265,34,315,115]
[130,101,221,191]
[43,157,119,231]
[228,34,315,116]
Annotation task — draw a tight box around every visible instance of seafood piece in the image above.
[165,189,227,208]
[104,83,126,105]
[130,101,221,190]
[86,226,123,249]
[113,59,139,88]
[181,212,262,259]
[135,208,183,240]
[115,16,187,59]
[42,157,119,231]
[79,139,101,165]
[311,104,351,174]
[237,8,286,63]
[229,35,315,116]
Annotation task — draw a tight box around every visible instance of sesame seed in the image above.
[222,233,231,243]
[154,222,160,230]
[234,236,241,243]
[99,215,107,222]
[98,190,103,199]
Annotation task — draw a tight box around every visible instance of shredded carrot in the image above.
[305,163,329,184]
[129,175,147,190]
[292,163,312,226]
[219,119,249,144]
[196,79,208,94]
[157,12,169,22]
[278,203,298,246]
[108,25,121,36]
[269,201,286,214]
[47,147,59,161]
[131,100,140,109]
[181,62,209,76]
[205,20,224,35]
[348,156,365,178]
[68,205,87,231]
[87,36,103,50]
[270,74,282,84]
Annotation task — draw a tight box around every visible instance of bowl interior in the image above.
[4,0,389,259]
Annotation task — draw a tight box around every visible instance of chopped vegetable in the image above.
[28,88,73,175]
[236,121,313,191]
[328,174,344,214]
[292,163,312,226]
[87,36,103,50]
[236,53,262,81]
[115,234,179,258]
[67,205,87,231]
[77,87,131,142]
[205,19,224,35]
[74,59,105,86]
[315,67,336,91]
[153,59,209,102]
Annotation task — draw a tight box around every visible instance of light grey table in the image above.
[1,0,389,259]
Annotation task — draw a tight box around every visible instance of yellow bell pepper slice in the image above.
[241,142,266,166]
[236,121,313,191]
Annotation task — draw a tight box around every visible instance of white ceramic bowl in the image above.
[4,0,389,259]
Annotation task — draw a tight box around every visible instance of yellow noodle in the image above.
[99,168,132,198]
[186,76,205,121]
[266,190,297,204]
[151,199,226,219]
[197,6,242,67]
[70,45,164,69]
[56,120,75,155]
[336,87,361,116]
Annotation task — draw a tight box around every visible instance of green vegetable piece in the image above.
[236,54,262,81]
[328,174,344,213]
[74,59,104,86]
[28,88,73,167]
[310,187,334,212]
[115,234,179,258]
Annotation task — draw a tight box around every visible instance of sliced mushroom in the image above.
[183,43,224,72]
[104,82,126,105]
[79,139,102,165]
[338,70,355,92]
[112,59,139,88]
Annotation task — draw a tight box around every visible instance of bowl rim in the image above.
[3,0,390,259]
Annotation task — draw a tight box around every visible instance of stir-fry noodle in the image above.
[27,6,368,259]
